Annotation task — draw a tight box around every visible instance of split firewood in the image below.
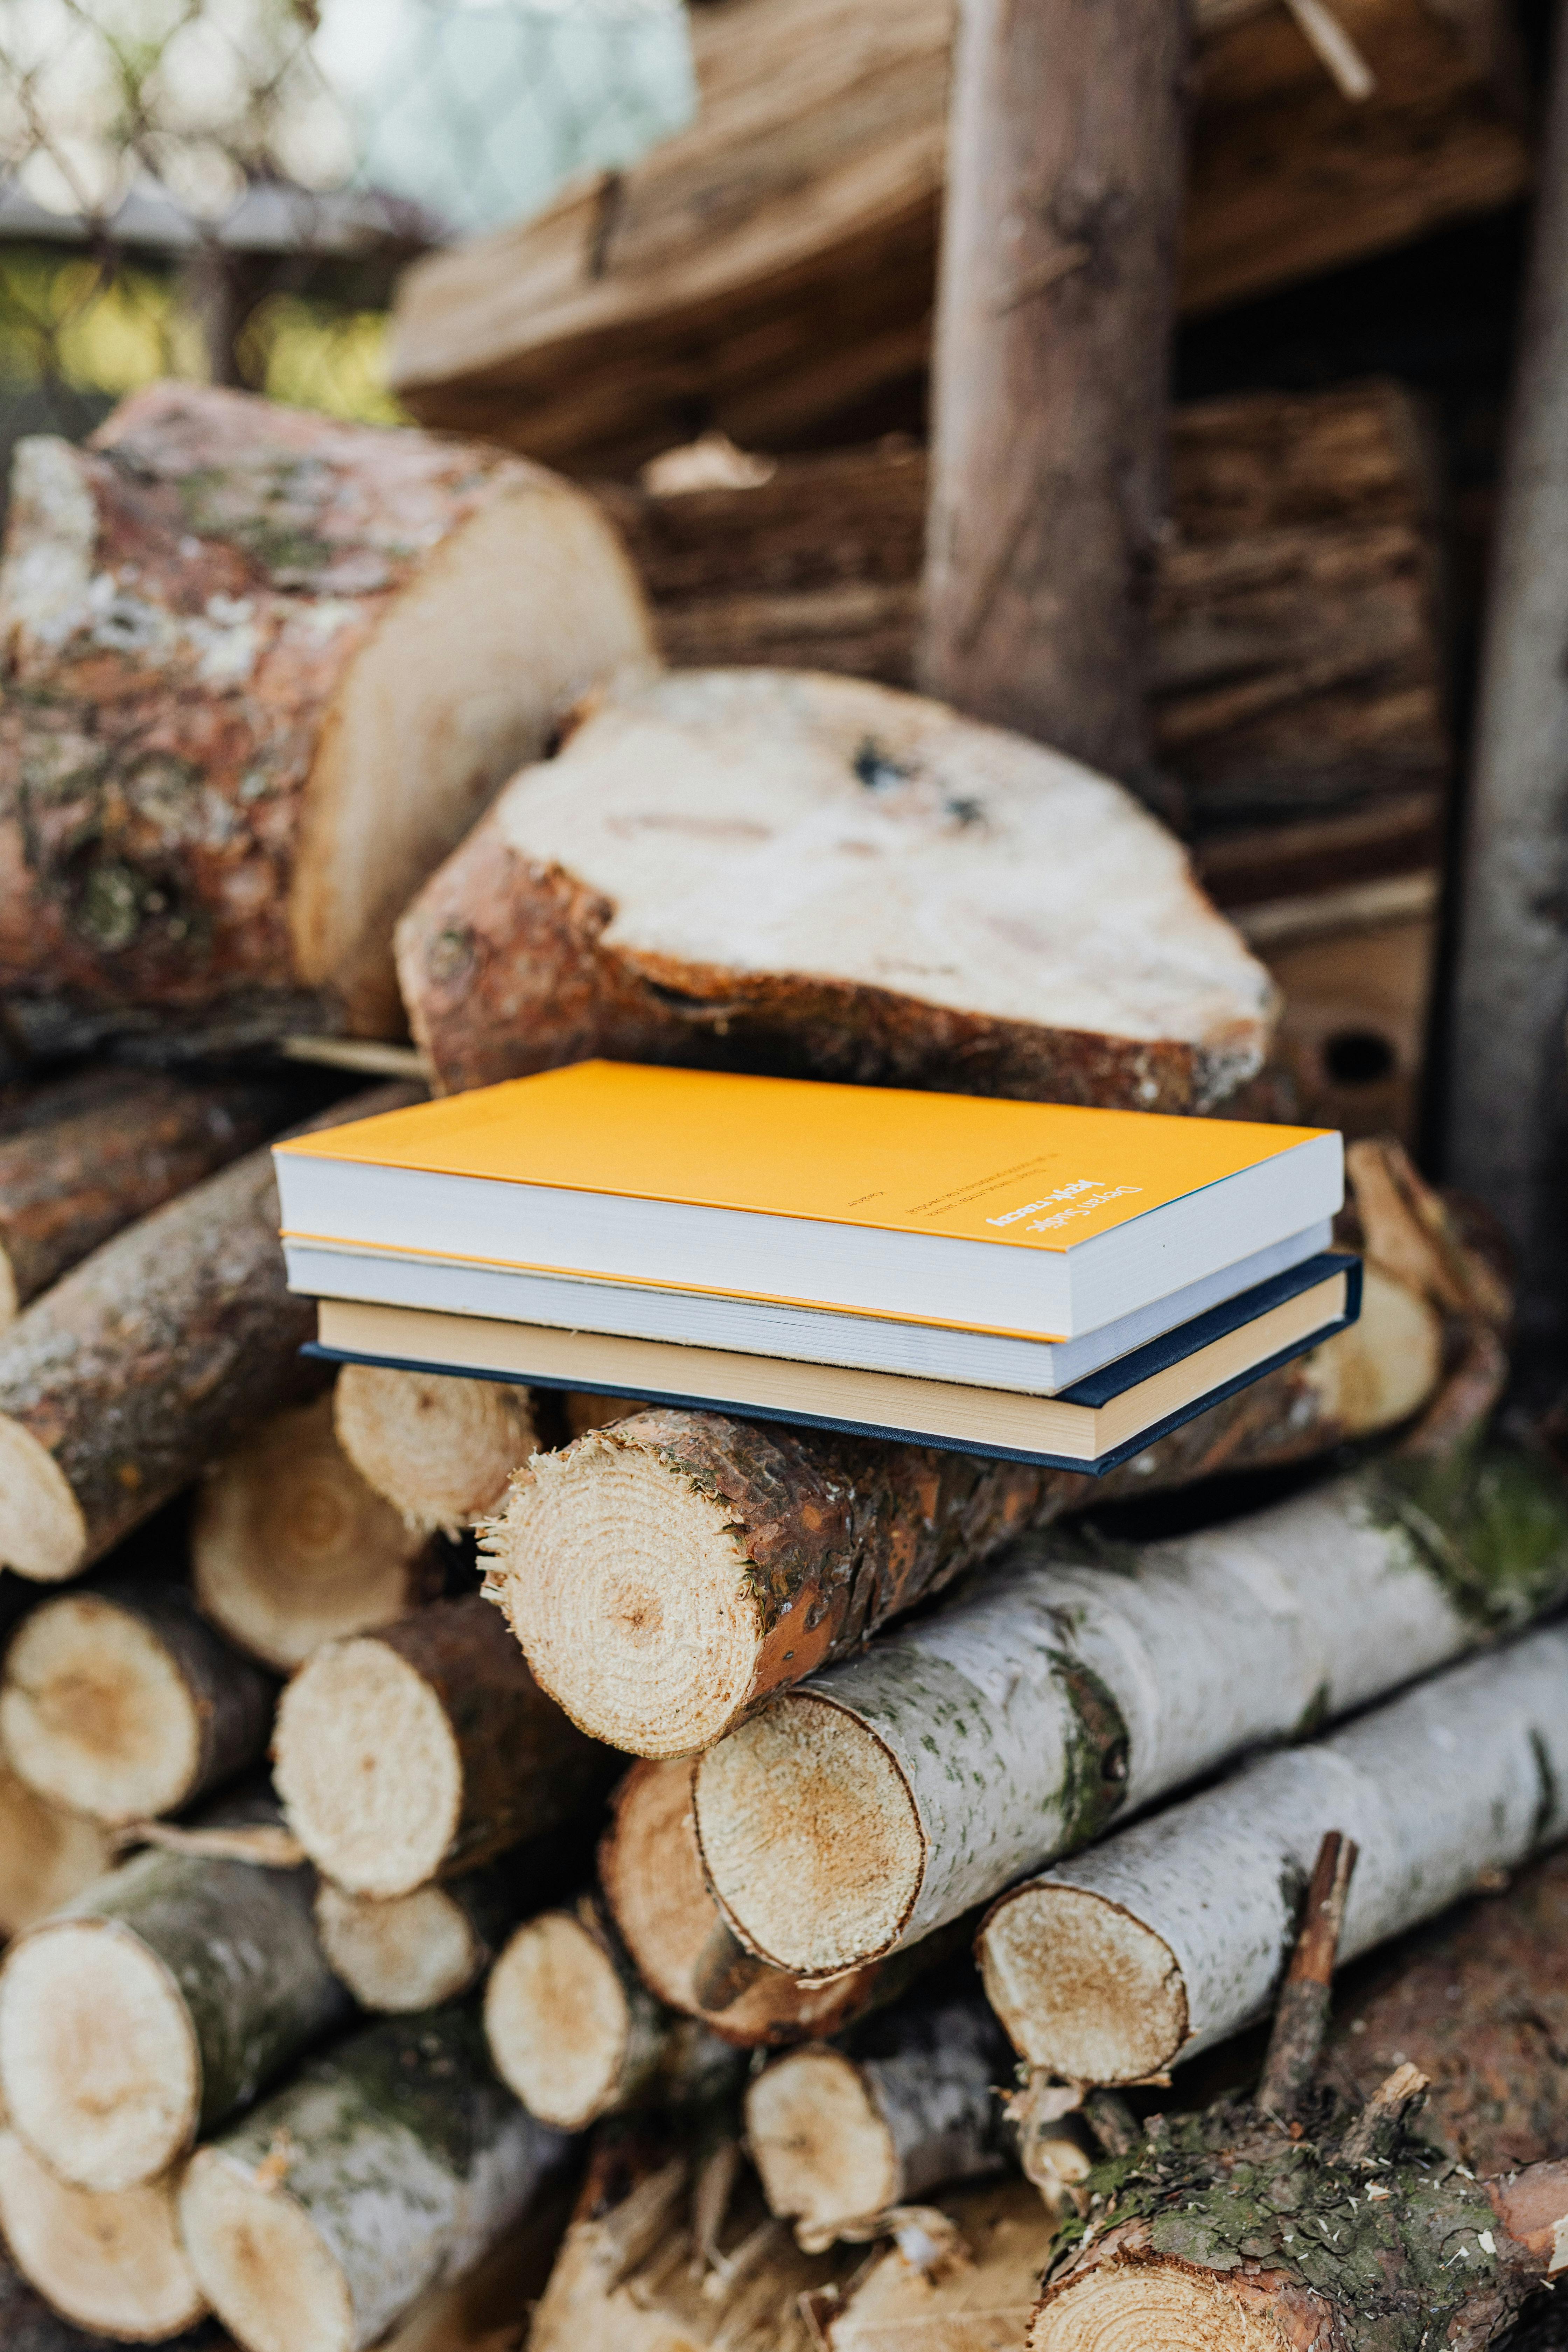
[527,2130,859,2352]
[0,1071,289,1326]
[333,1366,541,1534]
[0,1576,274,1824]
[695,1442,1568,1977]
[273,1592,616,1899]
[483,1896,744,2132]
[0,2129,206,2342]
[388,0,1526,474]
[0,1826,350,2191]
[192,1391,439,1671]
[480,1137,1489,1759]
[0,1755,113,1939]
[396,667,1277,1107]
[814,2176,1056,2351]
[746,1988,1013,2247]
[314,1828,580,2012]
[0,1082,415,1586]
[178,2005,569,2352]
[981,1622,1568,2086]
[0,381,652,1054]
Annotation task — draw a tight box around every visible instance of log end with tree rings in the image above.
[192,1393,433,1672]
[486,1431,767,1756]
[314,1879,486,2012]
[0,1920,199,2191]
[745,2047,901,2233]
[273,1633,465,1899]
[0,1416,88,1583]
[1304,1262,1443,1436]
[0,1755,113,1937]
[0,2130,206,2343]
[178,2149,354,2352]
[333,1365,539,1533]
[978,1883,1188,2084]
[694,1696,925,1975]
[1027,2256,1295,2352]
[484,1910,646,2131]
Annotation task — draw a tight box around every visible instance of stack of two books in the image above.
[275,1062,1357,1473]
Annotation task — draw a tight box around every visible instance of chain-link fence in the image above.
[0,0,694,497]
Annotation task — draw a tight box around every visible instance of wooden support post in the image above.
[920,0,1188,777]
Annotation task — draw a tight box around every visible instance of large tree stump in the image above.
[0,382,652,1052]
[396,667,1276,1108]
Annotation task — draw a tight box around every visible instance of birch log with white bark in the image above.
[694,1447,1568,1976]
[746,1989,1012,2245]
[273,1594,615,1898]
[980,1623,1568,2085]
[0,1577,274,1822]
[192,1390,438,1670]
[178,2005,569,2352]
[0,1832,350,2190]
[0,1083,414,1585]
[334,1366,541,1534]
[0,381,652,1054]
[315,1829,579,2011]
[0,2130,206,2342]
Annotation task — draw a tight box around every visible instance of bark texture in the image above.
[396,667,1276,1110]
[273,1592,616,1898]
[0,1576,274,1823]
[0,381,652,1049]
[179,2005,569,2352]
[0,1082,415,1585]
[0,2130,206,2342]
[333,1366,540,1534]
[982,1623,1568,2087]
[0,1835,350,2190]
[698,1443,1568,1975]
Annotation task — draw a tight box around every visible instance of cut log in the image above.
[1030,2091,1568,2350]
[982,1622,1568,2086]
[747,1990,1011,2244]
[0,2130,205,2342]
[396,667,1277,1109]
[0,383,653,1051]
[527,2131,859,2352]
[192,1391,438,1672]
[314,1832,578,2012]
[0,1083,415,1586]
[387,0,1526,475]
[0,1577,274,1823]
[0,1071,288,1326]
[483,1897,742,2131]
[819,2177,1054,2351]
[332,1367,540,1535]
[273,1592,615,1899]
[178,2005,568,2352]
[0,1817,350,2188]
[695,1446,1568,1977]
[0,2246,224,2352]
[0,1754,113,1938]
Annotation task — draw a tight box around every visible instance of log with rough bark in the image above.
[695,1445,1568,1977]
[0,1083,414,1586]
[387,0,1527,475]
[746,1989,1012,2245]
[600,381,1451,846]
[0,1754,113,1938]
[483,1897,743,2132]
[980,1621,1568,2087]
[0,1830,350,2191]
[0,1576,273,1823]
[1031,2082,1568,2349]
[333,1366,541,1535]
[314,1829,579,2012]
[192,1391,438,1672]
[178,2005,569,2352]
[273,1593,615,1899]
[396,667,1277,1107]
[0,1071,288,1326]
[0,2130,206,2342]
[0,382,653,1054]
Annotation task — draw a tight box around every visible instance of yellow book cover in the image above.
[278,1060,1328,1255]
